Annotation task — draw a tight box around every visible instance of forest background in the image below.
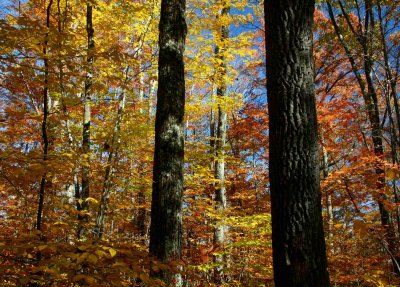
[0,0,400,286]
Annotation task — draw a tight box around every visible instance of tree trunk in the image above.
[36,0,53,232]
[77,2,94,240]
[135,65,148,242]
[265,0,330,285]
[321,135,334,252]
[94,90,126,239]
[377,0,400,236]
[213,2,229,284]
[149,0,187,285]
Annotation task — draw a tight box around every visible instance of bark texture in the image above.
[213,3,229,284]
[265,0,330,286]
[149,0,186,285]
[214,4,229,246]
[77,2,94,240]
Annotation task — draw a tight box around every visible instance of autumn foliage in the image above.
[0,0,399,286]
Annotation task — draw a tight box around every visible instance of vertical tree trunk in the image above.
[213,2,229,284]
[57,0,80,210]
[94,91,126,239]
[209,103,215,158]
[149,0,187,285]
[136,185,147,238]
[265,0,330,285]
[77,2,94,240]
[321,135,334,254]
[36,0,53,232]
[135,65,148,242]
[377,1,400,235]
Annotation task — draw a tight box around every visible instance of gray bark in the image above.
[149,0,187,285]
[213,2,229,284]
[265,0,330,285]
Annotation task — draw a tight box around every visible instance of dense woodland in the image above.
[0,0,400,286]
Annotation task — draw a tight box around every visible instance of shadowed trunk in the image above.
[149,0,187,285]
[265,0,330,285]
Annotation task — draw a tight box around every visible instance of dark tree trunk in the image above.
[265,0,330,286]
[77,2,94,240]
[149,0,187,285]
[37,0,53,232]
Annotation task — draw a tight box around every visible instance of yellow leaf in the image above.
[95,249,107,258]
[109,248,117,257]
[38,245,47,251]
[77,244,89,251]
[334,223,343,229]
[86,197,99,204]
[112,261,128,268]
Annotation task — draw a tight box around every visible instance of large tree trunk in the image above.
[36,0,53,232]
[265,0,330,286]
[149,0,187,285]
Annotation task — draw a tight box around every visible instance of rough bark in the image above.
[36,0,53,232]
[265,0,330,285]
[77,2,94,240]
[149,0,186,285]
